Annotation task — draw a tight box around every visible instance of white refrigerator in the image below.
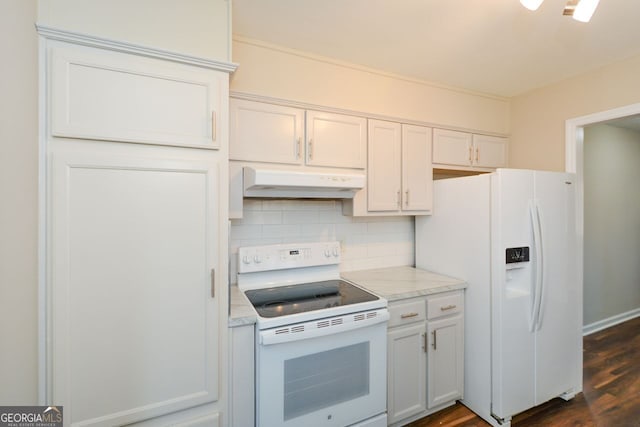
[415,169,582,427]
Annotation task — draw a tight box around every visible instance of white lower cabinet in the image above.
[387,291,464,426]
[427,315,464,408]
[388,322,427,423]
[49,142,224,426]
[229,324,255,427]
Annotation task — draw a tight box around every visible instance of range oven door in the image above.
[256,309,389,427]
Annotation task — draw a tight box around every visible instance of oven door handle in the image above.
[259,309,390,346]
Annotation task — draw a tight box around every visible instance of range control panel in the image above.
[505,247,530,264]
[238,241,341,274]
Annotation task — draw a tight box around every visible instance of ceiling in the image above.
[232,0,640,98]
[603,115,640,132]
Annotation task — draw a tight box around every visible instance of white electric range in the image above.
[237,241,389,427]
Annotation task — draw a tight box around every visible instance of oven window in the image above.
[283,342,370,421]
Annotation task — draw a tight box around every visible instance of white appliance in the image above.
[237,241,389,427]
[243,166,365,198]
[415,169,581,427]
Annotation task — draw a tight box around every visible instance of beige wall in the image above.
[510,54,640,171]
[38,0,231,61]
[583,124,640,325]
[0,0,39,404]
[231,38,510,135]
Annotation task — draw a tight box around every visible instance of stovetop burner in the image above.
[244,280,379,318]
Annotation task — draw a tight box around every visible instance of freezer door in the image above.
[532,171,580,404]
[491,169,537,419]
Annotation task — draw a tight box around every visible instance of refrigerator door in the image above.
[532,171,580,404]
[491,169,537,419]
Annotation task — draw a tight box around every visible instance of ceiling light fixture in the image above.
[571,0,600,22]
[521,0,600,23]
[520,0,544,11]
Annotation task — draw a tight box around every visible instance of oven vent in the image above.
[354,314,366,321]
[273,325,306,335]
[317,320,330,328]
[366,312,378,319]
[331,318,343,326]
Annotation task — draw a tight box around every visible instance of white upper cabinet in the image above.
[367,120,402,211]
[433,128,508,170]
[472,134,508,168]
[432,129,473,167]
[229,98,366,169]
[305,110,367,169]
[402,125,433,212]
[50,41,222,149]
[347,120,432,216]
[230,98,304,164]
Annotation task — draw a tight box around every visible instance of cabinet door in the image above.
[472,134,508,168]
[230,325,255,427]
[402,124,433,212]
[388,323,427,424]
[367,120,402,212]
[432,129,472,166]
[49,143,220,426]
[230,98,304,164]
[306,110,366,168]
[427,315,464,408]
[50,40,222,149]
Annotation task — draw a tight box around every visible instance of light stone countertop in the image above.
[341,266,466,302]
[228,266,466,327]
[229,285,257,327]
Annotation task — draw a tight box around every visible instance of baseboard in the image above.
[583,307,640,336]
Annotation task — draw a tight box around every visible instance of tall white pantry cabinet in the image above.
[39,29,234,426]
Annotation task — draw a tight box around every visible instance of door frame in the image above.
[565,101,640,337]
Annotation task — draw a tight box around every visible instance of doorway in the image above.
[566,102,640,335]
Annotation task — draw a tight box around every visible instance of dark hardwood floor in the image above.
[407,316,640,427]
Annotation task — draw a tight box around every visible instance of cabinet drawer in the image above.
[427,292,463,320]
[389,299,426,327]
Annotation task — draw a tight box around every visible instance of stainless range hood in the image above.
[243,166,365,199]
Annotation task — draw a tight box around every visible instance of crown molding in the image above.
[36,24,238,73]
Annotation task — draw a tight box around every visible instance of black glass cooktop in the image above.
[244,280,379,318]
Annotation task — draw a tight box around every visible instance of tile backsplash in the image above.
[229,199,415,283]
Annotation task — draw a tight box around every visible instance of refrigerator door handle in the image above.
[534,202,545,331]
[529,201,544,332]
